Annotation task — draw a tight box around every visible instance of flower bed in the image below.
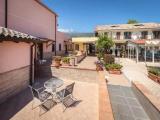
[148,67,160,84]
[105,63,122,74]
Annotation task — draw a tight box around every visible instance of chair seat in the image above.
[39,91,51,102]
[41,99,57,111]
[63,96,76,108]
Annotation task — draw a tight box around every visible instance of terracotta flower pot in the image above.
[54,60,61,68]
[108,69,121,75]
[96,64,103,71]
[62,62,70,66]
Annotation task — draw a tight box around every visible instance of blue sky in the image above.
[42,0,160,32]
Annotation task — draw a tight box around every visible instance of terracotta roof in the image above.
[35,0,58,16]
[130,40,146,45]
[0,27,47,43]
[95,23,160,31]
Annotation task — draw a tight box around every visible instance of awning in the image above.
[72,37,98,43]
[130,40,146,45]
[0,27,48,43]
[145,40,160,46]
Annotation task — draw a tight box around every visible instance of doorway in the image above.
[88,43,95,56]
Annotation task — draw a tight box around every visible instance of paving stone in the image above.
[131,107,149,119]
[110,96,127,105]
[119,114,135,120]
[126,98,141,107]
[108,89,124,97]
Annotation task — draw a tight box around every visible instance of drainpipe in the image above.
[55,15,57,56]
[30,43,36,85]
[5,0,8,28]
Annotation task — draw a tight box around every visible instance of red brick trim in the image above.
[99,71,114,120]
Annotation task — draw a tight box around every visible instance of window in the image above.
[116,32,121,40]
[141,31,148,39]
[124,32,132,39]
[75,44,79,51]
[153,31,160,39]
[52,44,55,52]
[59,44,61,51]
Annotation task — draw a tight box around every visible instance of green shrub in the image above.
[105,63,122,70]
[62,57,70,63]
[97,53,103,60]
[148,67,160,76]
[103,54,115,64]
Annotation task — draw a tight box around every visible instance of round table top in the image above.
[44,78,64,89]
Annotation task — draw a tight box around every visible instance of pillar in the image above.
[145,46,146,62]
[152,47,155,63]
[136,46,139,62]
[128,46,129,58]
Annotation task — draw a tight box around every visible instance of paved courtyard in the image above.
[106,73,150,120]
[76,56,97,70]
[52,67,99,83]
[0,79,98,120]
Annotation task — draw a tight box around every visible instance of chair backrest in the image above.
[64,82,75,97]
[29,85,40,99]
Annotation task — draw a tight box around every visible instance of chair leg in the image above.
[32,98,35,109]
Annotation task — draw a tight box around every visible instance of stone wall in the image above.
[0,66,30,104]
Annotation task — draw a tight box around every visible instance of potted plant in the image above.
[148,67,160,83]
[62,57,70,66]
[53,56,61,68]
[105,63,122,74]
[95,61,103,71]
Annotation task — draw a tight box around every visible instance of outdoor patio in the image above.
[0,78,98,120]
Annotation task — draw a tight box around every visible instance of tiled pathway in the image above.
[106,74,150,120]
[76,56,97,70]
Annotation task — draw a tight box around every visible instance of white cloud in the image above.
[58,28,74,33]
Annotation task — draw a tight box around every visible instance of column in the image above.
[112,45,116,56]
[136,46,139,62]
[128,46,129,58]
[144,46,146,62]
[152,47,155,63]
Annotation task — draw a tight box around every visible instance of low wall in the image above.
[132,81,160,120]
[0,66,30,104]
[76,54,86,63]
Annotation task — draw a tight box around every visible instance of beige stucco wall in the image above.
[0,0,5,27]
[0,41,31,73]
[8,0,56,40]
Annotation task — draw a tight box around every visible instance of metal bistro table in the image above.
[44,78,64,94]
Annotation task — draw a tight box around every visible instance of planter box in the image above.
[62,63,70,66]
[108,69,122,75]
[148,72,160,84]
